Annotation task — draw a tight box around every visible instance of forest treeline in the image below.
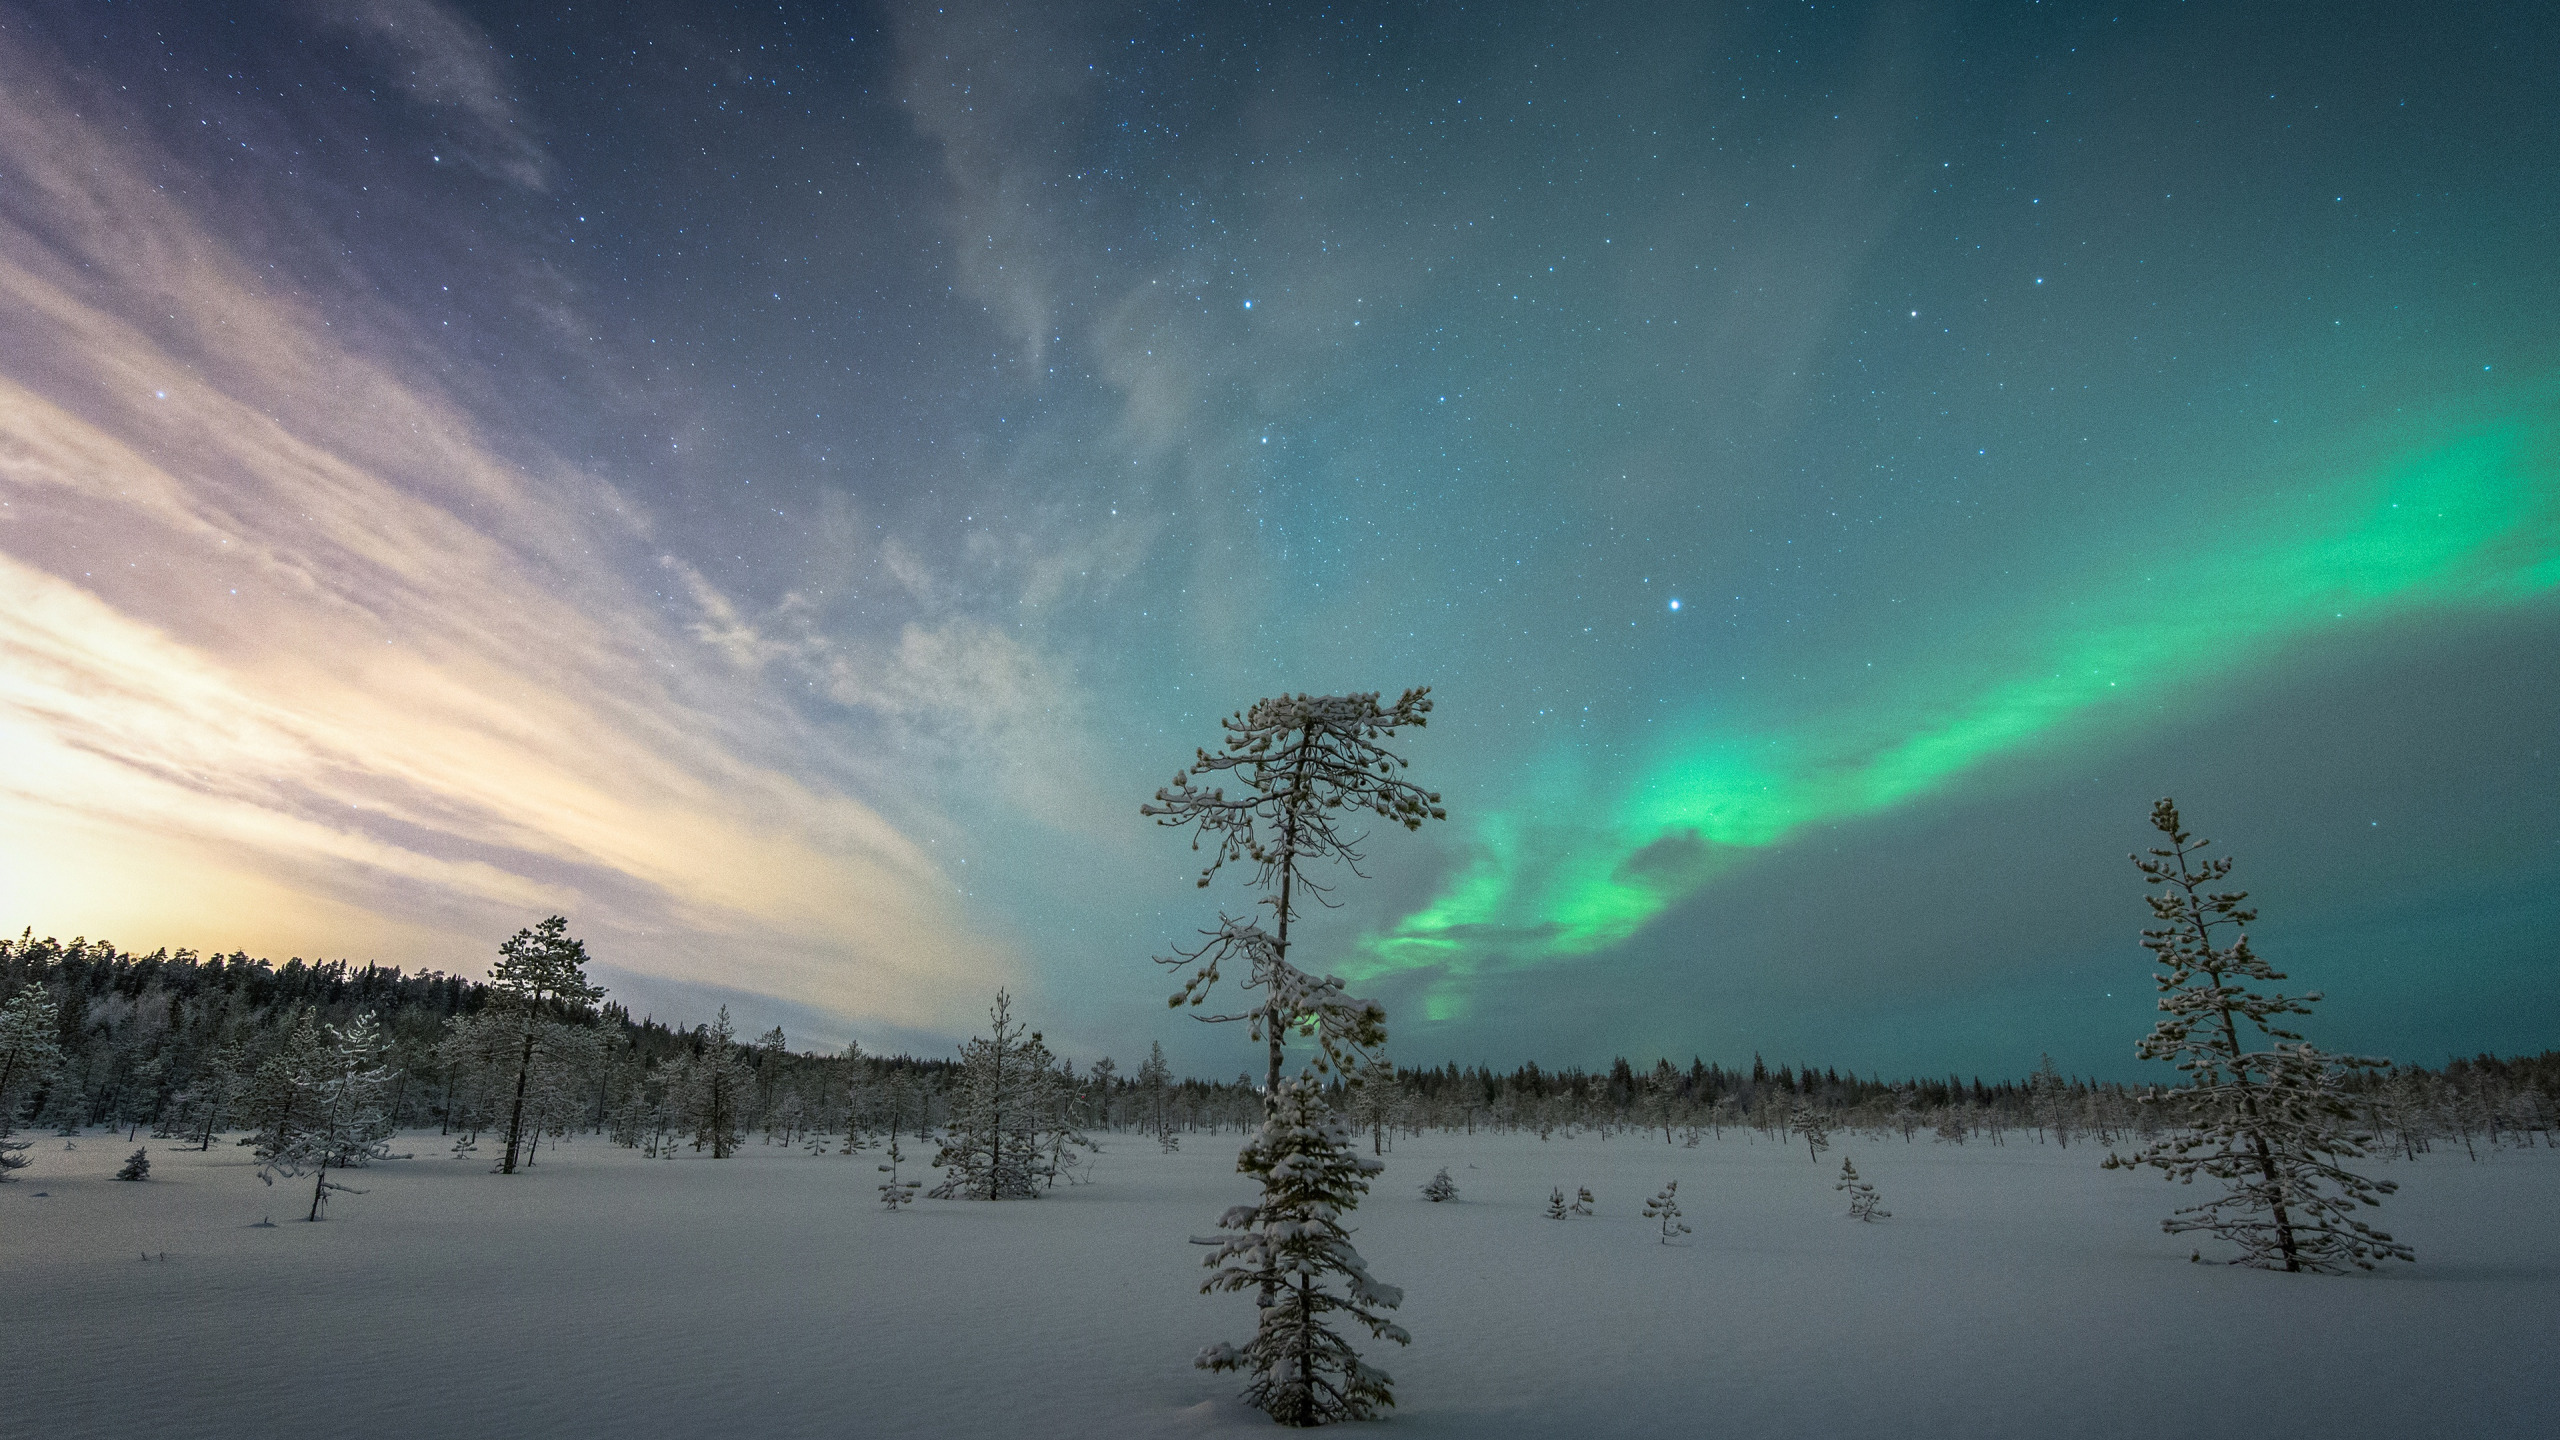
[3,930,2554,1161]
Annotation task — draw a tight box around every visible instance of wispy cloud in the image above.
[308,0,555,190]
[0,36,1013,1032]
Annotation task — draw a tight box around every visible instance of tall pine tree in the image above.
[2103,799,2414,1273]
[486,917,604,1175]
[1145,688,1442,1425]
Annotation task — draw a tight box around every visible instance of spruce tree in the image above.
[1145,688,1442,1425]
[115,1147,151,1181]
[1545,1187,1569,1219]
[1419,1167,1456,1202]
[2102,799,2414,1273]
[486,917,604,1175]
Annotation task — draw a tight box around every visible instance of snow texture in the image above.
[5,1127,2555,1438]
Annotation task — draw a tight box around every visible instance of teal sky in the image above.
[1,1,2552,1079]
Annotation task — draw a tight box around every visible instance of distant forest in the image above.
[4,931,2554,1159]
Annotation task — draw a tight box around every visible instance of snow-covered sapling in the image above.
[1642,1181,1691,1243]
[877,1132,921,1212]
[1572,1185,1595,1217]
[1421,1167,1457,1202]
[115,1148,150,1181]
[1545,1186,1568,1219]
[1836,1158,1889,1221]
[2103,799,2413,1273]
[1790,1102,1832,1161]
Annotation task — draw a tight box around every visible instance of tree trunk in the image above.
[502,1025,535,1174]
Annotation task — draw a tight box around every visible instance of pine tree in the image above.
[485,917,604,1175]
[1420,1167,1457,1202]
[115,1147,150,1181]
[1141,691,1443,1414]
[1836,1157,1889,1221]
[2029,1054,2074,1147]
[677,1008,754,1159]
[1545,1186,1568,1219]
[1350,1056,1398,1156]
[1789,1102,1832,1161]
[1144,688,1442,1425]
[930,990,1055,1200]
[257,1012,397,1221]
[1195,1076,1410,1426]
[877,1131,921,1211]
[0,984,64,1181]
[1642,1180,1690,1243]
[2101,799,2414,1273]
[1137,1041,1181,1152]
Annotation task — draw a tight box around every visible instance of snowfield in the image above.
[8,1127,2555,1438]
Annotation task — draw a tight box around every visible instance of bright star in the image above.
[1667,598,1681,611]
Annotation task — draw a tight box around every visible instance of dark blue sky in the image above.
[0,0,2551,1079]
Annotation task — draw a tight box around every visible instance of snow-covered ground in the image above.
[7,1126,2554,1438]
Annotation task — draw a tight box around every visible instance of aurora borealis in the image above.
[1,2,2552,1076]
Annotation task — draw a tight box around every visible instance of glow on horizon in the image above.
[1359,393,2560,1015]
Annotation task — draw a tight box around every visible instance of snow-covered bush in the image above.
[1421,1167,1457,1202]
[115,1147,150,1181]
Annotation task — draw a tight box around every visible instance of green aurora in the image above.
[1360,388,2560,1016]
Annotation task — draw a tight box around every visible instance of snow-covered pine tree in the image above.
[931,990,1053,1200]
[877,1131,921,1211]
[1789,1101,1832,1161]
[1836,1157,1888,1221]
[1642,1180,1690,1243]
[1137,1041,1181,1152]
[1351,1055,1398,1156]
[679,1008,754,1158]
[2029,1054,2074,1147]
[1420,1167,1457,1202]
[1545,1186,1568,1219]
[1195,1075,1410,1426]
[485,916,604,1175]
[1144,689,1442,1425]
[2101,799,2414,1273]
[257,1011,397,1221]
[0,984,64,1181]
[115,1147,150,1180]
[241,1009,330,1160]
[1933,1106,1969,1145]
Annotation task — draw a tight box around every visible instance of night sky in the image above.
[2,1,2553,1079]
